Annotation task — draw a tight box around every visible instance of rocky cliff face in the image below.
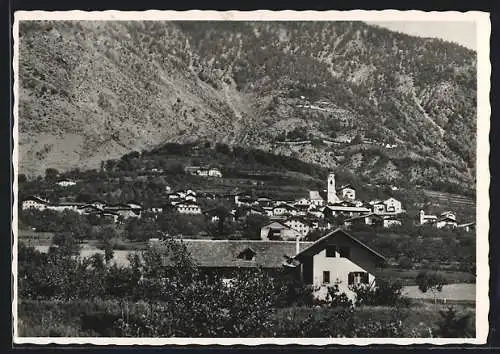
[17,20,476,193]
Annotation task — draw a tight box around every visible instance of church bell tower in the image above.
[327,172,339,204]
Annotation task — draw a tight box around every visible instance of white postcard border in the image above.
[11,9,491,346]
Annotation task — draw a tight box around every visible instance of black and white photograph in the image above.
[12,10,490,345]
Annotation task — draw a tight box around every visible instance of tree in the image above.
[351,134,363,145]
[435,306,473,338]
[104,240,115,263]
[51,232,81,257]
[18,174,27,183]
[241,214,270,240]
[45,168,59,183]
[416,270,446,304]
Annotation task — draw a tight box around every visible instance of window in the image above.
[348,272,369,286]
[323,271,330,284]
[326,246,337,257]
[339,246,350,258]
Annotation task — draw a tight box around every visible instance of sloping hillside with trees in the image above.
[18,21,476,195]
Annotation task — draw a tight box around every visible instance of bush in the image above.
[351,279,409,307]
[435,306,474,338]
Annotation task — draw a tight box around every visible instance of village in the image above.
[22,170,476,239]
[20,167,476,300]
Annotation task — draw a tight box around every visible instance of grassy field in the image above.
[17,299,475,338]
[378,267,475,286]
[18,229,54,246]
[402,284,475,302]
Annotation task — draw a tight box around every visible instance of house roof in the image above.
[176,200,200,207]
[294,228,386,262]
[263,221,292,230]
[22,196,49,204]
[437,216,457,223]
[158,239,313,268]
[285,216,314,225]
[336,184,355,191]
[344,213,383,222]
[57,202,87,206]
[292,204,310,210]
[324,205,371,212]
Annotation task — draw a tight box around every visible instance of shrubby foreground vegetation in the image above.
[18,237,474,338]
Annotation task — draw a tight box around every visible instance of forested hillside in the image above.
[18,20,477,194]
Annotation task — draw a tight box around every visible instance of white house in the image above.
[46,202,86,213]
[127,202,143,210]
[208,168,223,178]
[308,207,325,219]
[273,204,292,217]
[296,197,311,206]
[309,191,325,207]
[56,179,77,187]
[440,211,456,221]
[21,196,49,211]
[435,216,458,229]
[284,218,311,238]
[260,221,302,241]
[343,214,384,228]
[322,204,371,218]
[262,206,274,217]
[383,197,403,214]
[370,200,386,214]
[89,201,106,210]
[338,185,356,201]
[420,210,438,225]
[290,228,386,301]
[382,216,402,228]
[175,201,202,215]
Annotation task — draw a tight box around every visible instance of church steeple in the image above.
[327,172,339,204]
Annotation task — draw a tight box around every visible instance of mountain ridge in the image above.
[18,20,477,194]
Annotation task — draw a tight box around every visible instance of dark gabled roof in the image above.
[285,216,314,226]
[22,196,49,204]
[249,206,265,213]
[294,228,386,262]
[158,239,313,268]
[293,204,310,210]
[176,200,200,206]
[436,216,458,223]
[263,221,292,230]
[332,200,357,207]
[336,184,355,191]
[344,213,383,222]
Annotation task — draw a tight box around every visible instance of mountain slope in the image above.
[18,20,477,194]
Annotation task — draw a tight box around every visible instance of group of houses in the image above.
[184,166,223,178]
[21,196,143,223]
[419,209,476,232]
[230,173,405,241]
